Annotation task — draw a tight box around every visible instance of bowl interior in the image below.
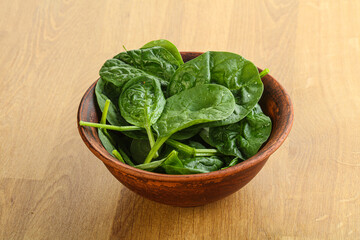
[77,52,293,181]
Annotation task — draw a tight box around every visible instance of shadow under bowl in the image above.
[77,52,294,207]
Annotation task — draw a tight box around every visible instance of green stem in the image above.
[112,150,125,163]
[100,99,111,124]
[194,152,219,157]
[259,68,269,78]
[144,136,169,163]
[194,149,219,156]
[79,121,142,132]
[98,100,135,166]
[165,139,195,156]
[145,126,156,147]
[165,139,220,157]
[145,126,159,158]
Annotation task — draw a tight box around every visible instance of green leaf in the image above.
[114,46,180,86]
[95,78,147,139]
[120,76,165,127]
[99,59,147,88]
[144,84,235,163]
[141,39,184,65]
[167,51,263,126]
[130,139,152,165]
[153,84,236,138]
[119,76,165,148]
[209,104,272,159]
[134,158,166,172]
[162,153,224,175]
[199,128,216,147]
[135,150,177,172]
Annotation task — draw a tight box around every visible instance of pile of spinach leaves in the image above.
[80,39,272,175]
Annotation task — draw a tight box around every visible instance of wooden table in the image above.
[1,0,359,239]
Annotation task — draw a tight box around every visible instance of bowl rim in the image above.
[77,52,294,182]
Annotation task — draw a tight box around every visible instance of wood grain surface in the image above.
[0,0,359,239]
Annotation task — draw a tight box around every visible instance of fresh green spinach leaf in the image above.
[162,152,224,175]
[154,84,235,138]
[114,46,180,86]
[135,150,177,172]
[168,51,263,126]
[144,84,235,163]
[130,139,151,165]
[95,78,147,139]
[209,104,272,160]
[119,76,165,147]
[141,39,184,65]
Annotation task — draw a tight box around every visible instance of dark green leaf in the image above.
[135,150,177,171]
[114,47,180,86]
[98,128,117,157]
[99,59,147,88]
[168,51,263,126]
[141,39,184,65]
[170,128,201,140]
[153,84,236,138]
[209,104,272,159]
[162,153,224,175]
[95,78,147,139]
[119,76,165,128]
[130,139,151,165]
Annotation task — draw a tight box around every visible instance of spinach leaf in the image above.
[144,84,235,163]
[135,150,177,172]
[130,139,151,165]
[187,140,207,149]
[154,84,235,138]
[134,158,166,172]
[96,99,134,166]
[170,128,201,140]
[99,59,147,88]
[141,39,184,65]
[221,157,239,170]
[182,156,224,172]
[199,128,216,147]
[162,152,224,175]
[95,78,147,139]
[119,76,165,147]
[114,46,180,86]
[167,51,263,126]
[98,129,118,158]
[209,104,272,160]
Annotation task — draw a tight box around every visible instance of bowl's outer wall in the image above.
[105,158,268,207]
[77,52,293,207]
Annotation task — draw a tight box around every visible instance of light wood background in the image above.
[1,0,359,239]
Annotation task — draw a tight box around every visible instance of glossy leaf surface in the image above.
[209,104,272,159]
[168,51,263,126]
[153,84,236,138]
[114,46,180,85]
[141,39,184,65]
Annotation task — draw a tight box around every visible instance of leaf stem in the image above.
[165,139,220,157]
[79,121,142,131]
[98,100,135,166]
[145,126,159,158]
[259,68,270,78]
[165,139,195,156]
[100,99,111,124]
[194,149,219,156]
[144,136,169,163]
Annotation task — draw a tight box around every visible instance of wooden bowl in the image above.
[77,52,294,207]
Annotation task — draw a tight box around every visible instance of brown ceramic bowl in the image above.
[77,52,294,207]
